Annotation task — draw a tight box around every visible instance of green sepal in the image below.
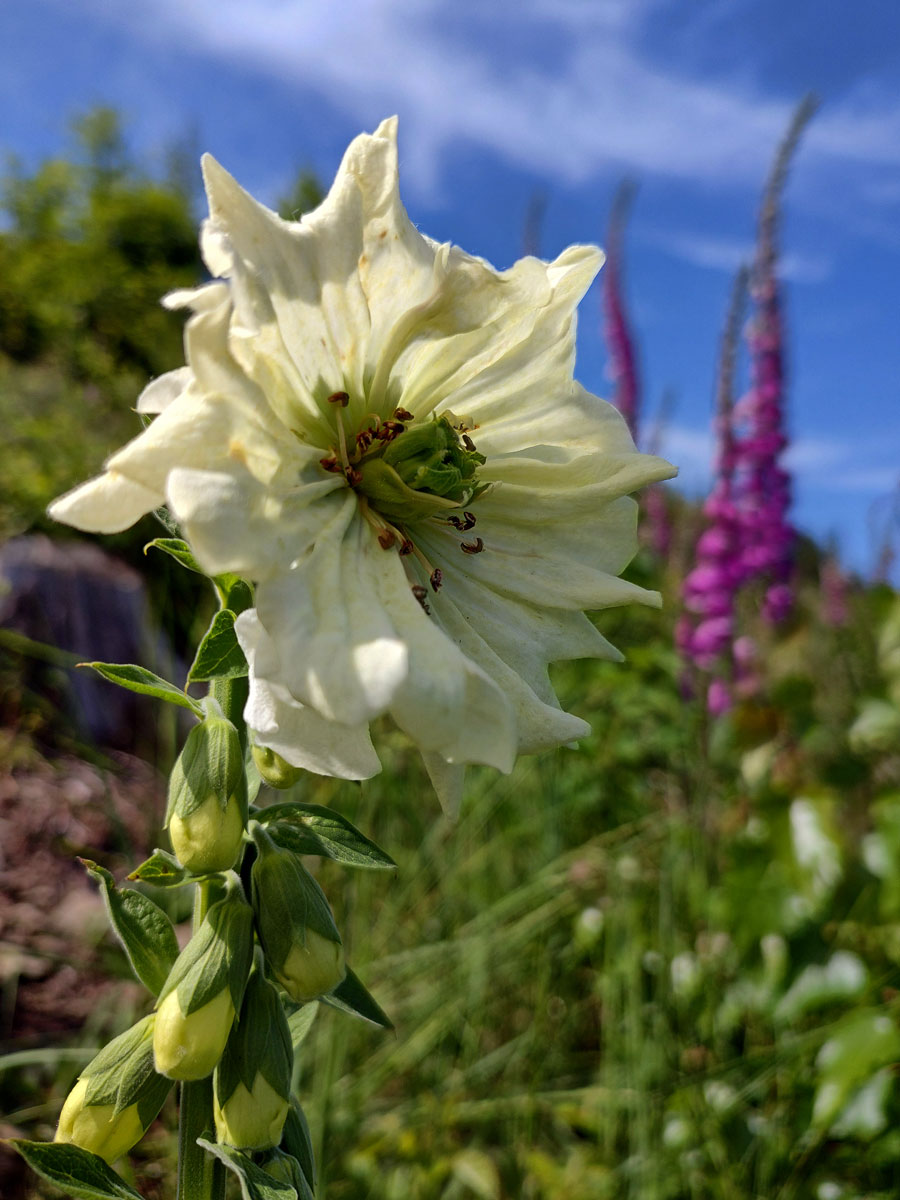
[321,967,393,1030]
[5,1140,144,1200]
[144,537,206,575]
[166,703,245,825]
[215,971,293,1106]
[285,1003,318,1054]
[158,889,254,1016]
[259,1149,315,1200]
[82,662,203,715]
[128,849,191,888]
[144,538,251,612]
[250,827,341,968]
[256,804,396,870]
[80,1016,173,1125]
[188,610,249,683]
[280,1100,317,1190]
[196,1139,298,1200]
[81,861,178,996]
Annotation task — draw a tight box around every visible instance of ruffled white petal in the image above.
[237,611,381,780]
[136,367,192,414]
[48,470,163,533]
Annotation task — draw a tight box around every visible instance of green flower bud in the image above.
[55,1015,171,1164]
[166,701,246,874]
[250,826,345,1002]
[154,987,235,1081]
[213,971,292,1150]
[251,745,304,790]
[278,934,346,1004]
[169,791,245,874]
[153,887,253,1080]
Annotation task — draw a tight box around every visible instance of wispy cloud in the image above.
[57,0,887,209]
[649,230,832,283]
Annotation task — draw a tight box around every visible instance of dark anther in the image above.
[411,584,431,615]
[378,528,397,550]
[460,537,485,555]
[462,511,477,530]
[376,420,406,442]
[462,434,477,452]
[327,391,350,406]
[356,429,374,452]
[345,467,363,487]
[430,568,443,592]
[393,407,414,421]
[399,538,414,557]
[319,454,342,473]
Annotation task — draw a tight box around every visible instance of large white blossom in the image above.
[51,118,675,811]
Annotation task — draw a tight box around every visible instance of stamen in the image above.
[460,537,485,555]
[327,391,350,407]
[462,434,477,453]
[377,528,397,550]
[411,585,431,615]
[448,511,477,531]
[393,407,414,422]
[430,568,443,592]
[399,538,414,556]
[319,454,342,474]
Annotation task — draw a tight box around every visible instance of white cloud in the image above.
[51,0,807,199]
[649,230,832,283]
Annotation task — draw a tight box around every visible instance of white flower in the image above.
[50,118,675,811]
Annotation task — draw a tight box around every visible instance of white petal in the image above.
[253,497,409,725]
[48,470,162,533]
[166,467,341,580]
[421,752,466,819]
[369,548,516,773]
[136,367,192,414]
[237,611,381,780]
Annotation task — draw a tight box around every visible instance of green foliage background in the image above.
[2,113,900,1200]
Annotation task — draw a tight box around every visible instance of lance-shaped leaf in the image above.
[256,804,395,870]
[81,861,178,996]
[188,610,249,683]
[6,1141,144,1200]
[82,663,202,715]
[321,966,393,1030]
[197,1139,300,1200]
[128,849,191,889]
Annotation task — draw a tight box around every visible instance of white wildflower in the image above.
[50,118,675,810]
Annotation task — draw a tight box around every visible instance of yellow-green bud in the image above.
[276,932,346,1004]
[54,1014,171,1164]
[153,888,253,1080]
[213,970,292,1150]
[250,826,345,1003]
[153,986,235,1080]
[169,790,244,873]
[252,745,304,790]
[56,1078,145,1164]
[166,702,246,875]
[214,1073,289,1152]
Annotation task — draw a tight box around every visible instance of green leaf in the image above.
[188,610,249,683]
[6,1140,144,1200]
[321,966,393,1030]
[82,662,202,715]
[286,1002,318,1053]
[197,1139,298,1200]
[81,861,179,996]
[258,804,396,870]
[144,536,205,575]
[128,849,190,888]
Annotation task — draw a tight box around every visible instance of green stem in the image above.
[175,659,249,1198]
[176,882,226,1200]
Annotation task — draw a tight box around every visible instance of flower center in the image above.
[319,401,488,599]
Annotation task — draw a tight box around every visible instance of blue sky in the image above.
[4,0,900,578]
